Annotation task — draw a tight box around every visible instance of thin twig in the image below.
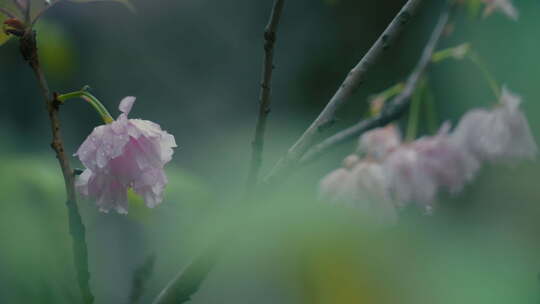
[300,7,451,165]
[264,0,423,183]
[246,0,285,193]
[19,30,94,304]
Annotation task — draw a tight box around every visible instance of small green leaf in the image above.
[0,15,11,46]
[0,1,20,46]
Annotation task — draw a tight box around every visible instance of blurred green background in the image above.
[0,0,539,303]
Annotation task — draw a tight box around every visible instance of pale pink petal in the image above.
[132,169,168,208]
[319,168,352,203]
[383,146,438,208]
[75,169,93,196]
[319,161,398,227]
[453,86,537,162]
[342,154,360,169]
[119,96,136,115]
[349,161,398,226]
[358,124,401,160]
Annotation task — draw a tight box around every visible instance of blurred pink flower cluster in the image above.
[75,97,177,214]
[320,87,536,225]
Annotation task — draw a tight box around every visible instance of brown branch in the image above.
[19,30,94,304]
[300,7,451,165]
[246,0,285,193]
[264,0,423,184]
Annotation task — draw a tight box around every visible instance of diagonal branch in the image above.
[19,30,94,304]
[264,0,424,183]
[246,0,286,192]
[300,7,451,165]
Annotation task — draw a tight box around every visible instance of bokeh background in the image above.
[0,0,539,303]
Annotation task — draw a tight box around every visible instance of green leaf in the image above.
[0,0,20,46]
[0,16,11,46]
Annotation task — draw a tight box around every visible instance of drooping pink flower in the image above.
[342,154,360,169]
[358,124,401,160]
[383,145,438,210]
[348,160,398,225]
[319,158,397,226]
[453,87,537,163]
[383,124,480,210]
[416,123,480,193]
[319,167,354,205]
[75,97,177,214]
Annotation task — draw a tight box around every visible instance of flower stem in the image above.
[423,83,438,134]
[406,77,426,141]
[467,51,500,98]
[58,90,114,124]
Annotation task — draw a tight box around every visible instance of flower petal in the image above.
[119,96,136,116]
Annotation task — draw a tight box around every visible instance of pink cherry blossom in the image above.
[383,124,480,209]
[453,87,537,163]
[319,159,397,226]
[383,145,438,209]
[358,124,401,160]
[319,167,354,205]
[348,161,398,225]
[342,154,360,169]
[416,123,480,193]
[75,97,177,214]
